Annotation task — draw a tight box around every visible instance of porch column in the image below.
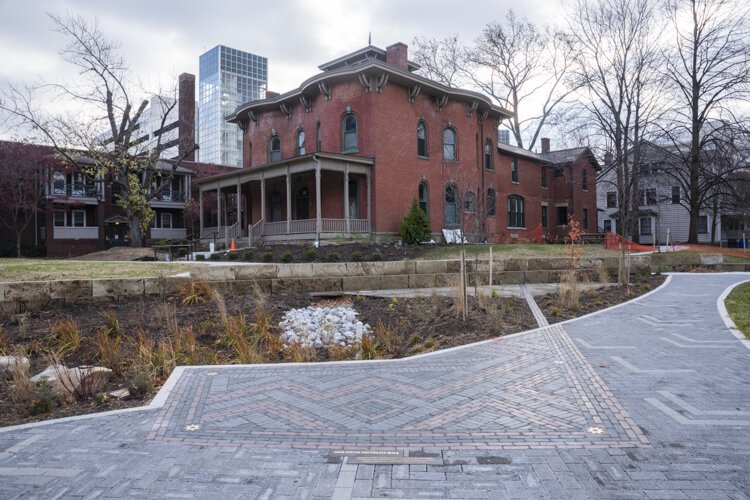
[260,172,266,224]
[315,161,322,237]
[366,170,372,232]
[216,182,221,230]
[198,186,203,238]
[286,167,291,235]
[344,164,350,234]
[236,178,241,228]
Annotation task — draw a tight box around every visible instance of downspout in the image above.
[479,117,485,241]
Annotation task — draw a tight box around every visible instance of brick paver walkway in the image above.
[1,273,749,499]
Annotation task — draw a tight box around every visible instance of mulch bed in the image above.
[1,273,665,427]
[206,242,429,263]
[537,274,667,323]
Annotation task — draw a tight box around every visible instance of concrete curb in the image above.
[715,276,750,352]
[1,271,729,433]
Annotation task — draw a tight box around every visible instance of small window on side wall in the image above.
[507,196,524,228]
[269,135,281,162]
[486,188,496,216]
[511,158,519,183]
[698,215,708,234]
[484,139,493,170]
[443,128,456,161]
[418,181,429,217]
[343,113,358,152]
[296,129,305,156]
[417,121,427,157]
[541,166,547,188]
[556,206,568,226]
[464,192,476,213]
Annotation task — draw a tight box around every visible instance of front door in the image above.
[296,187,309,220]
[107,223,127,247]
[348,180,359,218]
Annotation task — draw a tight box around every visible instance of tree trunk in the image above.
[16,232,22,258]
[128,213,144,247]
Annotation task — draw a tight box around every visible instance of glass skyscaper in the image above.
[198,45,267,167]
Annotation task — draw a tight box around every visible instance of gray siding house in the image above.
[596,142,747,246]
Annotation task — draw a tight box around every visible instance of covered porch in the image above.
[196,153,373,247]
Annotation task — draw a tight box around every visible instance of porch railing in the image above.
[238,218,372,245]
[264,221,287,236]
[226,220,241,248]
[349,219,370,233]
[249,219,263,246]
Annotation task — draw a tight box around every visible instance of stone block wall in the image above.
[0,253,737,310]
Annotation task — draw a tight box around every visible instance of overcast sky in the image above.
[0,0,565,108]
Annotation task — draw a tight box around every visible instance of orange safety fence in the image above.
[604,232,655,252]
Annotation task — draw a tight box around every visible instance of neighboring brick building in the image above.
[194,43,599,244]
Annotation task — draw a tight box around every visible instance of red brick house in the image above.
[195,43,599,245]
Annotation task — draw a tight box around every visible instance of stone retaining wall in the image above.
[1,253,744,311]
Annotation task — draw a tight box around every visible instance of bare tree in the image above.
[411,11,575,151]
[469,11,577,150]
[659,0,750,243]
[0,141,48,257]
[0,13,197,247]
[410,35,467,88]
[568,0,664,283]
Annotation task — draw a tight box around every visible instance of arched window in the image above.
[443,127,456,161]
[444,183,458,226]
[342,113,358,152]
[464,191,476,213]
[417,121,428,157]
[418,181,429,217]
[268,135,281,162]
[507,195,525,228]
[484,139,493,170]
[487,188,496,216]
[296,129,305,156]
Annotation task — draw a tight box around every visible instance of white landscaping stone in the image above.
[0,355,30,376]
[108,388,130,400]
[279,306,371,348]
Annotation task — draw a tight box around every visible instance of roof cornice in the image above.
[227,59,513,124]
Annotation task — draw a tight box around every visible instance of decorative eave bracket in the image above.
[279,102,291,119]
[248,110,259,126]
[466,100,478,117]
[407,84,421,103]
[299,95,312,113]
[436,95,449,112]
[318,82,331,100]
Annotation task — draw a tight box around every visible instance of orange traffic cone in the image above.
[230,238,236,251]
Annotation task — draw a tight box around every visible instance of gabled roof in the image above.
[497,143,601,170]
[317,45,420,72]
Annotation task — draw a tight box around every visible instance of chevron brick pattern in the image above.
[149,323,647,450]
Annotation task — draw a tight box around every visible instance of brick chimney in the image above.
[385,42,408,70]
[541,137,550,154]
[266,90,280,99]
[178,73,196,161]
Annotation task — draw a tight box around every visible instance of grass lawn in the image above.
[724,255,750,264]
[0,259,199,283]
[725,282,750,338]
[423,243,618,260]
